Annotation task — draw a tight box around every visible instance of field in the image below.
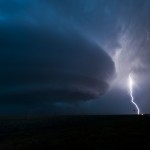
[0,115,150,150]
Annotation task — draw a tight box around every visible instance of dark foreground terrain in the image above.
[0,115,150,150]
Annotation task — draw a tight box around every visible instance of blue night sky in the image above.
[0,0,150,115]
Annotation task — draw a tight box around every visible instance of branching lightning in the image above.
[128,74,140,115]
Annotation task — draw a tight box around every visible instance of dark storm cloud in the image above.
[0,16,115,104]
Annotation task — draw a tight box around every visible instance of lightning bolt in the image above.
[128,74,140,115]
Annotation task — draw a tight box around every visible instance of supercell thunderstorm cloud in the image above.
[0,0,150,115]
[0,25,115,102]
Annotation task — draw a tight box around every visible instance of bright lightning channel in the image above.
[128,74,140,115]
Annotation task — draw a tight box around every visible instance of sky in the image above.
[0,0,150,115]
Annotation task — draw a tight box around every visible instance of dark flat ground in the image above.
[0,115,150,150]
